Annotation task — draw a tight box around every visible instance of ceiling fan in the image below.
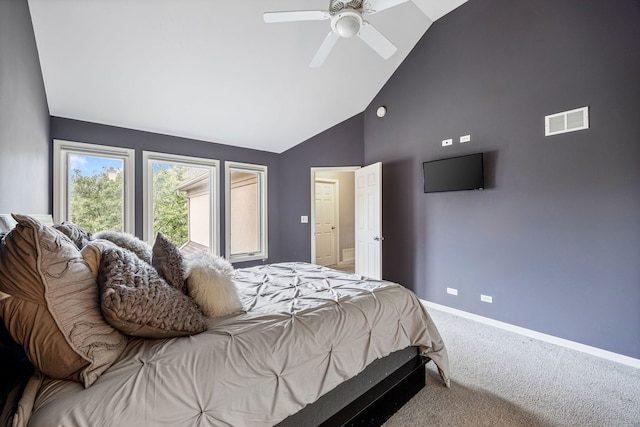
[264,0,413,67]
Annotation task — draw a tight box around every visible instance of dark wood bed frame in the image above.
[277,346,428,427]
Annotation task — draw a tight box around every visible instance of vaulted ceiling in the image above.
[28,0,466,153]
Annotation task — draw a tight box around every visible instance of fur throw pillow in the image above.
[93,230,152,264]
[184,253,242,318]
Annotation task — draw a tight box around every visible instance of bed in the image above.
[0,215,450,427]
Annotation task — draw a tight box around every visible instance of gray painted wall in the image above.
[364,0,640,358]
[0,0,50,214]
[51,117,281,268]
[279,114,364,263]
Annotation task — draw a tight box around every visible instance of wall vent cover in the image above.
[545,106,589,136]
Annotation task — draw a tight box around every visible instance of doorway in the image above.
[314,179,338,267]
[311,167,359,273]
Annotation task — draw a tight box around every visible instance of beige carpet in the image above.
[328,262,355,273]
[383,308,640,427]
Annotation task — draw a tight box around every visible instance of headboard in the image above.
[0,214,54,232]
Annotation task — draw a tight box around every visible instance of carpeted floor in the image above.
[328,262,355,273]
[383,308,640,427]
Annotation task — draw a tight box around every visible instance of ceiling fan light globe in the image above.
[335,15,360,38]
[331,10,363,38]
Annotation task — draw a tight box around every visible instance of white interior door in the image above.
[314,180,337,266]
[355,162,382,279]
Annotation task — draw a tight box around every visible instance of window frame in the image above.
[53,139,135,233]
[225,161,268,263]
[142,151,220,255]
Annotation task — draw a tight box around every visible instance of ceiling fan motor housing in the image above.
[330,0,363,13]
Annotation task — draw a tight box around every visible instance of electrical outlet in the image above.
[300,216,308,223]
[446,287,458,296]
[481,294,493,303]
[442,139,453,147]
[460,135,471,143]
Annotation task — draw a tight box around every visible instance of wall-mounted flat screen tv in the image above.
[423,152,484,193]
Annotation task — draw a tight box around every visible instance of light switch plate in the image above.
[301,216,308,223]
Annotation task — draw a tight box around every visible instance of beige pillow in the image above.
[0,214,127,388]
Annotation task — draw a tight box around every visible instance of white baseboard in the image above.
[421,300,640,369]
[340,248,354,264]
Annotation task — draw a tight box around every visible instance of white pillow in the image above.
[184,252,243,317]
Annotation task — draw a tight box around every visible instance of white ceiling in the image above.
[28,0,466,153]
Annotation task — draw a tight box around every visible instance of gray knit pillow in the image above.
[152,233,187,294]
[95,243,207,338]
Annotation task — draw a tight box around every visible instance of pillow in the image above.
[0,214,127,388]
[53,221,92,249]
[152,232,187,294]
[184,252,243,317]
[93,230,152,264]
[94,242,208,338]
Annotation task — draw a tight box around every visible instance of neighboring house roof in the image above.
[175,171,209,194]
[179,240,209,255]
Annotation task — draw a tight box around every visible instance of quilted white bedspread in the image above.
[22,263,450,427]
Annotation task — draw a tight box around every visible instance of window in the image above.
[225,162,267,262]
[53,140,135,233]
[143,151,219,255]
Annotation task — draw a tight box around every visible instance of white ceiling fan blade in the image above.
[309,32,340,68]
[363,0,410,14]
[264,10,330,23]
[357,22,397,59]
